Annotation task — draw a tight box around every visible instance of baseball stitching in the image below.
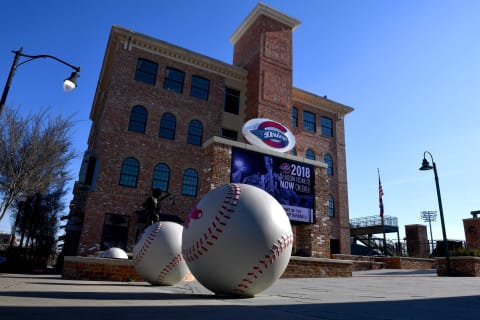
[134,222,162,267]
[182,183,241,263]
[233,232,294,295]
[156,253,184,283]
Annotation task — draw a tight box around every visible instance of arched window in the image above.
[128,105,147,133]
[152,163,170,192]
[324,154,333,176]
[159,113,176,139]
[187,120,203,146]
[182,168,198,196]
[119,157,139,187]
[328,195,335,217]
[306,149,316,160]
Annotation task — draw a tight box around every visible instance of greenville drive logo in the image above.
[242,118,296,153]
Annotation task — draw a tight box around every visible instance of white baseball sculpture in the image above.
[100,247,128,259]
[182,183,293,297]
[133,221,189,285]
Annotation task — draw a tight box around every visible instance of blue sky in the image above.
[1,0,479,242]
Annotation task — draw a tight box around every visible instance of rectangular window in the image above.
[321,116,333,137]
[190,75,210,100]
[221,128,238,141]
[303,111,316,132]
[292,107,298,127]
[163,67,185,93]
[134,58,158,85]
[223,87,240,114]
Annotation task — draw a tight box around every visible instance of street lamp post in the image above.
[0,47,80,115]
[419,151,451,275]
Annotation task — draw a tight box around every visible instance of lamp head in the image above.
[63,71,79,92]
[419,158,433,171]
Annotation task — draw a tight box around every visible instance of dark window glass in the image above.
[119,157,139,187]
[306,149,316,160]
[303,111,316,132]
[101,214,130,251]
[187,120,203,146]
[224,87,240,114]
[190,75,210,100]
[128,105,147,133]
[221,128,238,141]
[291,147,297,156]
[292,107,298,127]
[152,163,170,192]
[182,168,198,196]
[134,58,157,85]
[324,154,333,176]
[163,67,185,93]
[159,113,176,139]
[321,116,333,137]
[328,195,335,217]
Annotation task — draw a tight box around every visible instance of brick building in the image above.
[62,3,353,258]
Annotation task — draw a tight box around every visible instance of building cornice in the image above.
[111,25,247,82]
[293,87,354,117]
[230,2,301,44]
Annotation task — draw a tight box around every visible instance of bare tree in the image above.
[0,106,76,222]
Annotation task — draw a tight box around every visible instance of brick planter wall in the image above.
[373,257,435,270]
[62,256,141,282]
[331,254,385,271]
[62,255,352,282]
[282,256,352,278]
[436,256,480,276]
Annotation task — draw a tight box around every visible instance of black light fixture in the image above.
[63,71,80,92]
[0,47,81,115]
[419,151,451,275]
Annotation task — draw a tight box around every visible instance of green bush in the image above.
[450,247,480,257]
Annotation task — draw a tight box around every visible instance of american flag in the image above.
[378,171,384,217]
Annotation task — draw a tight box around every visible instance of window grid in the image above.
[324,154,333,176]
[303,111,316,132]
[306,149,316,160]
[182,168,198,196]
[321,116,333,137]
[159,113,176,139]
[163,67,185,93]
[152,163,170,192]
[190,75,210,100]
[328,195,335,217]
[128,105,147,133]
[134,58,158,85]
[224,87,240,114]
[187,120,203,146]
[119,157,139,187]
[292,107,298,127]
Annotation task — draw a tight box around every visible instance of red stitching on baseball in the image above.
[234,232,293,294]
[156,253,184,283]
[182,184,240,263]
[134,223,163,266]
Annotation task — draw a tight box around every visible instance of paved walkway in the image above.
[1,269,479,319]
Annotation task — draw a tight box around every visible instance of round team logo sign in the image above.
[242,118,296,153]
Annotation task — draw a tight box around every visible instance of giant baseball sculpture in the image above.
[133,221,189,285]
[182,183,293,297]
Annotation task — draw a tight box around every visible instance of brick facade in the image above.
[62,3,353,259]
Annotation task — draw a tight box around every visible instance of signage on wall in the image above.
[230,147,314,223]
[242,118,296,153]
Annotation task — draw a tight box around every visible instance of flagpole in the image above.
[378,168,387,256]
